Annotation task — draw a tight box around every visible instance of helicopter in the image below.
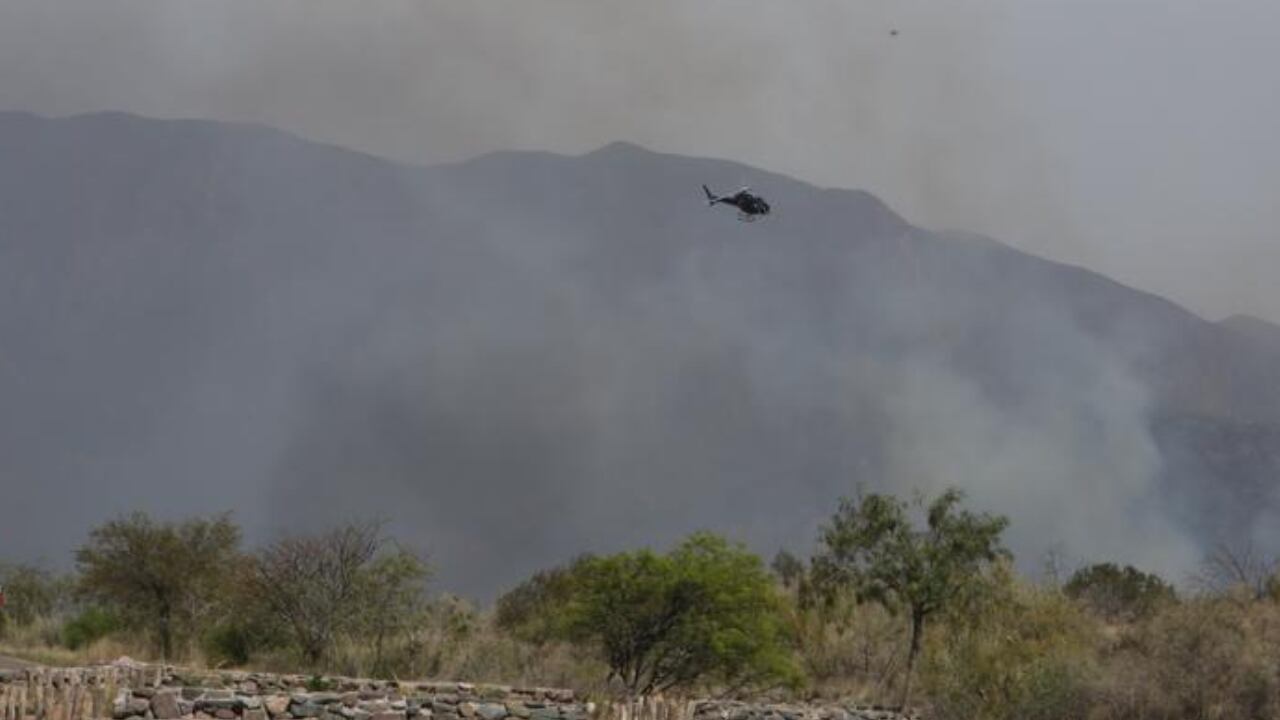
[702,184,771,221]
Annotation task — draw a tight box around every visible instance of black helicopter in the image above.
[703,184,771,221]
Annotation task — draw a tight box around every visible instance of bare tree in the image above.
[1196,541,1279,601]
[250,520,385,666]
[1039,543,1076,589]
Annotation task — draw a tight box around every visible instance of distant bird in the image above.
[890,28,899,37]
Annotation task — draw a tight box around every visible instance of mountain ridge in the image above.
[2,111,1277,594]
[21,110,1250,329]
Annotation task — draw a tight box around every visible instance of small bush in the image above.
[62,607,120,650]
[306,675,333,692]
[1063,563,1175,621]
[202,621,264,667]
[199,570,289,668]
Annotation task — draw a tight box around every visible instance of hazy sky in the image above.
[2,1,1277,321]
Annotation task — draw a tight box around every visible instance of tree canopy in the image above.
[1064,562,1175,621]
[506,532,799,696]
[75,512,241,659]
[814,487,1008,708]
[0,563,68,629]
[248,520,429,668]
[495,554,593,645]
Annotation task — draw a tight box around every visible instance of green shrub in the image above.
[305,675,333,692]
[495,556,591,645]
[202,621,261,666]
[502,532,801,696]
[1064,563,1175,621]
[61,606,120,650]
[75,512,242,658]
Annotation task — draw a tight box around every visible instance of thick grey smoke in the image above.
[869,293,1201,581]
[257,145,1214,592]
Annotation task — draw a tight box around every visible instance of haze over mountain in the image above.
[3,112,1278,596]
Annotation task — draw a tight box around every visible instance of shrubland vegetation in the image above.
[4,489,1280,718]
[811,489,1009,707]
[496,532,800,697]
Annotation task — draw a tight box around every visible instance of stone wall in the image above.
[0,665,146,720]
[0,664,913,720]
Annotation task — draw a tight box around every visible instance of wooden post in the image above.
[104,672,117,720]
[68,679,80,720]
[35,671,45,720]
[56,679,69,720]
[90,671,103,720]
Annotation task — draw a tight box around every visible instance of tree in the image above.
[355,546,431,677]
[0,563,69,629]
[1064,562,1175,621]
[771,550,806,590]
[564,532,800,697]
[495,553,593,645]
[200,560,288,666]
[813,488,1009,709]
[75,512,241,659]
[249,520,385,666]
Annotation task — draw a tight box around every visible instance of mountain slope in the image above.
[2,112,1276,593]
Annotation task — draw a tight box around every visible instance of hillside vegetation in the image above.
[5,494,1280,719]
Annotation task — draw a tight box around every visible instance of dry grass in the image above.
[787,599,907,702]
[0,633,145,668]
[7,579,1280,718]
[1087,597,1280,720]
[233,598,608,693]
[0,611,188,668]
